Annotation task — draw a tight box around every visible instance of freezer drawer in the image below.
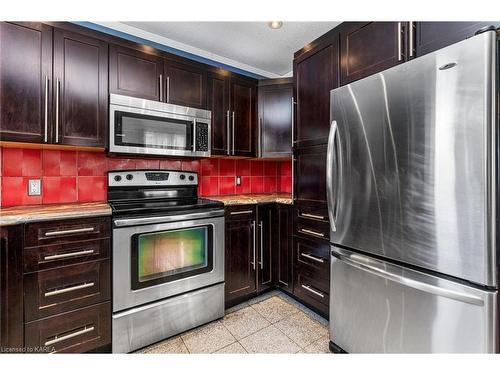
[330,246,497,353]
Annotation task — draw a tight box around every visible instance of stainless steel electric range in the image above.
[108,169,225,353]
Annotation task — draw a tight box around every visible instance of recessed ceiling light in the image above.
[268,21,283,30]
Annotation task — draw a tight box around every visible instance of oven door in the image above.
[112,211,224,312]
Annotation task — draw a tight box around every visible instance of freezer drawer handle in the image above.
[301,253,325,263]
[301,284,325,298]
[331,248,485,306]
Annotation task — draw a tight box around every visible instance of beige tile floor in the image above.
[138,290,331,354]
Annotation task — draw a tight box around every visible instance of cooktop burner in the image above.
[109,197,223,217]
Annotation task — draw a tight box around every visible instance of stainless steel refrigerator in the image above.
[327,30,498,353]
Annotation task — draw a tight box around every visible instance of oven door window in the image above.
[131,225,213,290]
[115,111,194,151]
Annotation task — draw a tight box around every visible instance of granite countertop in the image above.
[0,202,112,226]
[205,193,293,206]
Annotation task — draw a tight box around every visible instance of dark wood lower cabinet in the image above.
[275,205,293,292]
[0,225,24,351]
[257,205,274,292]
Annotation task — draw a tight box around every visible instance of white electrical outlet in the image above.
[235,176,241,186]
[28,179,41,196]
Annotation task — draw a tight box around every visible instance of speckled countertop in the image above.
[204,193,293,206]
[0,202,111,226]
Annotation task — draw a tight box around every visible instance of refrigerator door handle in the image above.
[331,248,485,306]
[326,120,338,232]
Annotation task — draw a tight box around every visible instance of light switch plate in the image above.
[28,179,41,196]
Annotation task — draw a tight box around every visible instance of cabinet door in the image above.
[340,22,404,85]
[109,44,163,101]
[230,79,256,157]
[257,205,274,292]
[53,29,108,147]
[294,144,328,204]
[276,205,293,292]
[415,22,499,57]
[225,216,256,304]
[0,22,52,143]
[0,225,24,349]
[295,41,338,147]
[208,73,230,155]
[164,60,207,109]
[258,83,293,157]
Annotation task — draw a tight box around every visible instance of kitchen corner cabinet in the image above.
[294,37,339,147]
[209,74,257,157]
[258,80,293,157]
[0,225,24,350]
[0,22,108,147]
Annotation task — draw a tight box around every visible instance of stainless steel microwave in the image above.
[109,94,211,157]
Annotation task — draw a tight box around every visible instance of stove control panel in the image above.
[108,170,197,187]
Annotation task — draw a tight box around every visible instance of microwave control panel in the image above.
[195,123,209,151]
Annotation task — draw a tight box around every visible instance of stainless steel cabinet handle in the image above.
[55,78,60,143]
[251,221,256,270]
[44,282,95,297]
[44,227,95,237]
[397,22,402,61]
[258,117,262,157]
[166,76,170,103]
[159,74,163,101]
[301,253,325,263]
[292,157,295,200]
[45,325,94,346]
[299,228,325,238]
[409,21,414,57]
[299,213,325,220]
[226,110,230,155]
[44,249,95,261]
[192,120,197,152]
[291,96,295,148]
[44,76,49,142]
[259,221,264,269]
[326,120,338,233]
[231,111,235,155]
[229,210,253,215]
[301,284,325,298]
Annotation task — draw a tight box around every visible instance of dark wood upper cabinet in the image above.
[208,72,230,155]
[275,204,293,293]
[53,28,108,147]
[164,59,207,109]
[109,44,163,101]
[258,80,293,157]
[294,144,328,204]
[225,208,257,305]
[294,40,338,147]
[230,78,256,157]
[415,22,499,57]
[0,225,24,350]
[257,205,274,292]
[339,22,405,85]
[0,22,52,143]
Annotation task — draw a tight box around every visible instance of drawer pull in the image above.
[299,213,325,220]
[230,210,253,215]
[299,228,325,238]
[44,227,95,237]
[45,325,95,346]
[44,249,95,261]
[44,282,95,297]
[301,284,325,298]
[301,253,325,263]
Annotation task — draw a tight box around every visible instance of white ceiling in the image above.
[95,22,340,78]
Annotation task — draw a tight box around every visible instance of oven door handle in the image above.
[113,209,225,227]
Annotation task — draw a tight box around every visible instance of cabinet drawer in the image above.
[294,268,329,316]
[294,204,329,223]
[225,205,256,221]
[24,260,110,321]
[294,236,330,278]
[295,219,330,241]
[24,239,110,273]
[25,216,110,248]
[25,302,111,353]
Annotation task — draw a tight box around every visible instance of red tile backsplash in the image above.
[0,146,292,206]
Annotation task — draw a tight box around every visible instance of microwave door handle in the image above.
[192,120,197,152]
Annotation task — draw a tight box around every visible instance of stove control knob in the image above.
[179,174,186,180]
[126,174,133,181]
[188,175,195,181]
[114,175,122,182]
